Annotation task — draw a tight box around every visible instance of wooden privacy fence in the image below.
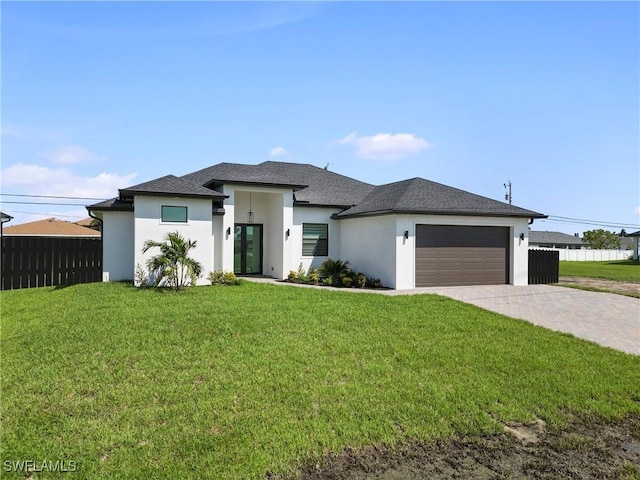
[528,249,559,285]
[1,236,102,290]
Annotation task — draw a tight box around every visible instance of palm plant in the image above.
[142,231,203,290]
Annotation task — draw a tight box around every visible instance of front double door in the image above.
[234,224,263,275]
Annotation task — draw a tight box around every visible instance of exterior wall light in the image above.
[226,227,231,236]
[285,228,290,239]
[520,233,525,241]
[404,230,409,239]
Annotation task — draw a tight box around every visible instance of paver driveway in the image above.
[393,285,640,355]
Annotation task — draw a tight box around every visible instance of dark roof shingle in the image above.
[120,175,226,199]
[336,177,546,219]
[182,161,375,208]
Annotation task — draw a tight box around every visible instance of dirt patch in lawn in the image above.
[299,415,640,479]
[558,276,640,298]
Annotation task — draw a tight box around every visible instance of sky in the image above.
[1,1,639,236]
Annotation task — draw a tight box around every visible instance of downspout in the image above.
[87,209,104,238]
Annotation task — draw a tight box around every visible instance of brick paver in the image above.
[390,285,640,355]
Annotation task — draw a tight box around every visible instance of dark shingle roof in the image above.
[627,230,640,237]
[87,197,134,211]
[88,161,546,218]
[182,161,375,208]
[336,177,546,219]
[120,175,226,199]
[529,231,583,246]
[1,212,13,222]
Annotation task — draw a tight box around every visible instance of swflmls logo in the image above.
[3,459,77,472]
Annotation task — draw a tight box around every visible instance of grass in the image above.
[559,260,640,282]
[1,282,639,479]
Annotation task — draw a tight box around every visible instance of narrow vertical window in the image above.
[302,223,328,256]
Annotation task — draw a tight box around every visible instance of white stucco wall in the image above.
[339,215,397,288]
[134,195,215,286]
[222,185,294,279]
[291,206,342,274]
[340,214,531,289]
[102,211,134,281]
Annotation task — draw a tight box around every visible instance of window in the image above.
[161,206,187,223]
[302,223,328,256]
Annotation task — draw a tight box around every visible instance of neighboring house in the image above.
[3,217,102,238]
[87,161,546,289]
[627,230,640,261]
[618,236,634,251]
[529,231,583,249]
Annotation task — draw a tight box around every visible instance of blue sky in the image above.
[2,1,639,235]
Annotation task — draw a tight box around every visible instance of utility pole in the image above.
[504,180,512,204]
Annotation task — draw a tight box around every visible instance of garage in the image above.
[415,225,509,287]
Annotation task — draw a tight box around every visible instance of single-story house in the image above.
[3,217,101,238]
[627,230,640,261]
[528,231,583,249]
[87,161,546,289]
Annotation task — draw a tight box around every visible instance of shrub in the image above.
[323,277,333,286]
[207,271,240,286]
[319,259,351,280]
[287,270,298,281]
[342,276,353,288]
[308,268,320,284]
[356,272,367,288]
[134,263,149,288]
[366,276,383,288]
[296,262,308,283]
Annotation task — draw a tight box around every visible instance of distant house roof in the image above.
[1,212,13,223]
[74,218,95,227]
[529,231,583,246]
[335,178,546,219]
[3,218,101,237]
[627,230,640,237]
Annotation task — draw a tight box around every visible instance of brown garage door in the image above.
[416,225,509,287]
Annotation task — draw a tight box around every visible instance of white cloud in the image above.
[337,132,431,161]
[45,145,108,165]
[1,163,137,200]
[269,146,287,158]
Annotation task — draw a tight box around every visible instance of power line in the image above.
[548,214,639,227]
[541,218,639,230]
[1,193,107,200]
[0,210,89,219]
[1,201,90,206]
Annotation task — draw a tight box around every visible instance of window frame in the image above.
[161,205,188,223]
[302,223,329,257]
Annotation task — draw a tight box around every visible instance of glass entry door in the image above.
[234,224,263,275]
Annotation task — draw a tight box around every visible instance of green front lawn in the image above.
[559,260,640,282]
[1,282,639,479]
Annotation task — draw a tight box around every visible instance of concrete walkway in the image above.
[245,278,640,355]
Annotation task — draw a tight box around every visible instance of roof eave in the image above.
[119,189,227,200]
[336,209,548,220]
[205,180,306,191]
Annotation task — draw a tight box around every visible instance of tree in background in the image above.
[582,229,620,249]
[142,231,203,290]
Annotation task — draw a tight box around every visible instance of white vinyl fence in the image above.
[529,248,632,262]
